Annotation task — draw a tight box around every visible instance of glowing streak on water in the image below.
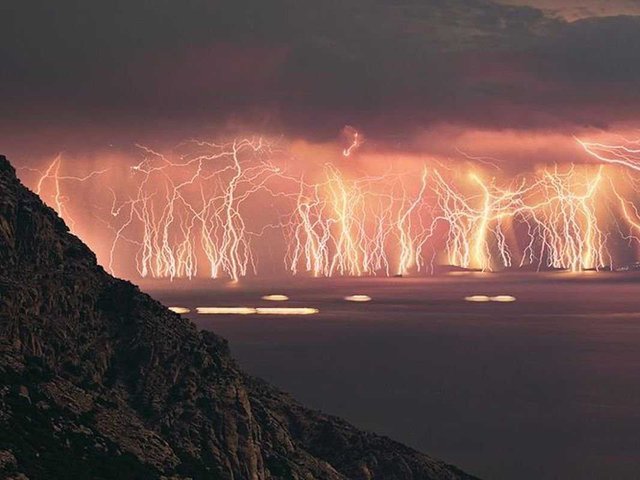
[168,307,191,314]
[490,295,516,303]
[261,294,290,301]
[465,295,491,302]
[344,295,372,302]
[197,307,256,315]
[256,307,318,315]
[196,306,318,315]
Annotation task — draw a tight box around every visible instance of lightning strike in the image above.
[342,126,364,157]
[19,134,640,280]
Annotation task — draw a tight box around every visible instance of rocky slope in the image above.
[0,154,477,480]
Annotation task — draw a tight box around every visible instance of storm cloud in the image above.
[2,0,640,150]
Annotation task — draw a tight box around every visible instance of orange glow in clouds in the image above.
[19,129,640,280]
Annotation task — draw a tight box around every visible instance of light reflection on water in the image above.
[196,306,319,315]
[261,294,289,301]
[168,306,190,314]
[148,272,640,480]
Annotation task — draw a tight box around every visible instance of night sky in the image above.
[2,0,640,162]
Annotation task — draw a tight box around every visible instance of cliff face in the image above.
[0,155,477,480]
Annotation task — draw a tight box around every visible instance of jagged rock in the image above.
[0,155,478,480]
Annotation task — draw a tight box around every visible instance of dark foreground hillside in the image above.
[0,155,477,480]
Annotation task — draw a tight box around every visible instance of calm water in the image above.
[147,272,640,479]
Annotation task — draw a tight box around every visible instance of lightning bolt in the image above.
[17,133,640,280]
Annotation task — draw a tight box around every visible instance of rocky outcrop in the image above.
[0,155,477,480]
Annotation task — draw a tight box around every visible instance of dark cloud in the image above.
[1,0,640,146]
[496,1,640,20]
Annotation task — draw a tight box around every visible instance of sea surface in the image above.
[147,272,640,479]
